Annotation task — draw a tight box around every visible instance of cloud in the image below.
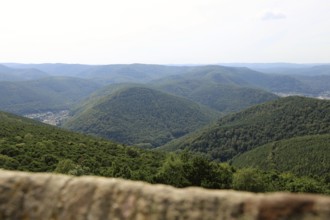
[261,11,287,21]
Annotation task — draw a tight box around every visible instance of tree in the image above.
[154,154,190,187]
[232,168,266,192]
[54,159,77,174]
[54,159,90,176]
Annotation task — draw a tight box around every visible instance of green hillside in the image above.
[0,77,102,114]
[64,86,220,148]
[165,96,330,161]
[153,79,278,113]
[0,110,328,194]
[0,110,165,181]
[162,65,309,92]
[231,134,330,177]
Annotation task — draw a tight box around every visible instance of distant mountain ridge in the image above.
[3,63,192,84]
[3,63,330,97]
[152,77,278,113]
[0,64,48,81]
[1,62,330,117]
[151,65,307,92]
[0,77,102,114]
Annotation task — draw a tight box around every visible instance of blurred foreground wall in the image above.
[0,170,329,220]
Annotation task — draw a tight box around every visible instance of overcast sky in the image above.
[0,0,329,64]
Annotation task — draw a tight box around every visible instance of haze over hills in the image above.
[293,75,330,96]
[64,86,220,148]
[2,63,330,99]
[219,63,330,75]
[152,78,278,113]
[3,63,93,77]
[77,64,192,84]
[0,77,102,114]
[3,63,192,84]
[161,96,330,162]
[71,66,278,113]
[152,65,307,93]
[253,64,330,76]
[152,65,330,98]
[0,64,49,81]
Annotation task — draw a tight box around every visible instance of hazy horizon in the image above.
[1,0,329,64]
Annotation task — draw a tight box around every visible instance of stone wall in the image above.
[0,170,329,220]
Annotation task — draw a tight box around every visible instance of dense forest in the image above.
[0,111,165,181]
[232,134,330,177]
[0,63,330,195]
[163,96,330,161]
[64,86,219,148]
[0,110,328,194]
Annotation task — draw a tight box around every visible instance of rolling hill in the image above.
[4,63,192,84]
[153,79,278,113]
[157,65,308,92]
[64,86,220,148]
[294,75,330,95]
[231,134,330,177]
[0,64,48,81]
[78,64,191,84]
[0,110,165,180]
[152,65,330,97]
[161,96,330,161]
[2,110,327,193]
[255,64,330,76]
[0,77,102,114]
[4,63,330,98]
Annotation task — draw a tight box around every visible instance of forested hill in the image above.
[0,77,102,114]
[152,65,330,97]
[1,110,329,193]
[0,110,165,179]
[153,79,278,113]
[152,65,309,93]
[164,96,330,161]
[231,134,330,178]
[64,86,220,148]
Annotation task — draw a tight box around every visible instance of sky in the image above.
[0,0,329,64]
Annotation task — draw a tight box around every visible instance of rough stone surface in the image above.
[0,170,329,220]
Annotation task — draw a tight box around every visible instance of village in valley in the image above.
[24,110,70,126]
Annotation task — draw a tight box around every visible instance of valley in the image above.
[0,63,329,194]
[24,110,70,126]
[1,1,329,218]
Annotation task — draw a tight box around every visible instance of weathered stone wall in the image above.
[0,170,329,220]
